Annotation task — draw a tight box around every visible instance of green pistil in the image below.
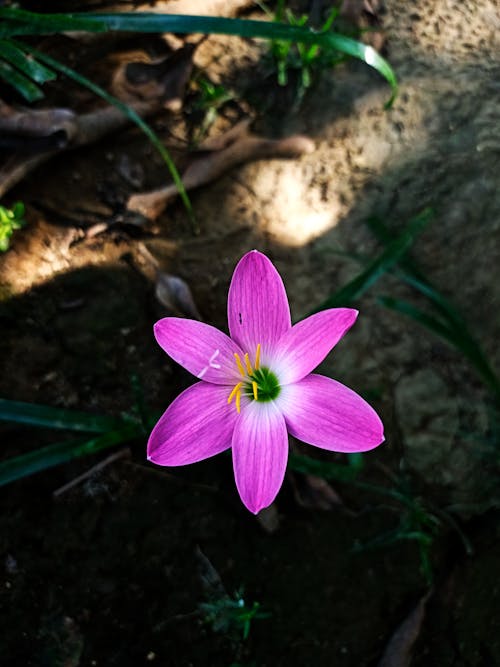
[244,367,280,402]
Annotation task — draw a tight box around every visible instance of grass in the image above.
[0,202,25,251]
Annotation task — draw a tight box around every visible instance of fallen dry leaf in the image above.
[134,241,201,319]
[377,590,432,667]
[290,472,345,511]
[256,503,281,533]
[155,272,202,319]
[110,42,197,109]
[0,40,199,198]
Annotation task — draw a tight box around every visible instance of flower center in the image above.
[227,344,280,413]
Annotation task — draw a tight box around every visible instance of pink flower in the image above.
[147,250,384,513]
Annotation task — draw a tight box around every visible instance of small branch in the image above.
[52,448,130,498]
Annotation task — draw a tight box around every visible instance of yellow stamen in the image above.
[228,382,243,404]
[235,387,241,414]
[234,353,246,377]
[254,343,261,370]
[244,352,253,376]
[252,381,258,400]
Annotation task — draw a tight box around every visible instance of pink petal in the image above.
[272,308,358,384]
[154,317,243,384]
[232,402,288,514]
[147,382,237,465]
[278,374,384,453]
[227,250,291,357]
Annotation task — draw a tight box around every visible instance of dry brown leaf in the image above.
[110,42,197,109]
[377,591,432,667]
[256,503,280,533]
[127,121,315,219]
[290,472,345,511]
[155,272,201,319]
[0,41,198,198]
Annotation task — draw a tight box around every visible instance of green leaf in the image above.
[0,422,142,487]
[0,10,397,104]
[0,59,44,101]
[0,398,130,433]
[311,208,433,313]
[90,13,397,103]
[379,296,500,399]
[0,7,106,35]
[378,296,458,342]
[0,39,56,84]
[288,452,362,482]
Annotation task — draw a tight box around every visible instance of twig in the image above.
[52,448,130,498]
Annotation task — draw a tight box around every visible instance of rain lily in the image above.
[147,250,384,513]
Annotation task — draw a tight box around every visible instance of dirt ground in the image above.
[1,1,500,665]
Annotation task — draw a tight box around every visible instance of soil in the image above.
[1,1,500,665]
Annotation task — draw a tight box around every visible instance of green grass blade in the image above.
[288,452,362,482]
[89,13,397,103]
[366,214,500,398]
[0,7,106,34]
[0,58,44,101]
[14,41,194,227]
[379,296,500,398]
[0,422,142,487]
[1,11,397,103]
[0,398,129,432]
[0,39,56,84]
[366,215,468,328]
[311,208,432,313]
[379,296,458,342]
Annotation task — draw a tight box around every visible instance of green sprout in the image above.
[352,487,441,585]
[192,75,234,141]
[258,1,344,103]
[0,201,25,251]
[200,589,269,641]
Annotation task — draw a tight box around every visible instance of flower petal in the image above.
[154,317,243,384]
[278,374,384,453]
[227,250,291,356]
[272,308,358,384]
[147,382,237,465]
[232,402,288,514]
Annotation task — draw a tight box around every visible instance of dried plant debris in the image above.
[0,102,77,152]
[0,97,162,199]
[377,591,432,667]
[155,272,202,319]
[136,242,201,319]
[127,119,315,220]
[0,42,198,198]
[256,503,280,533]
[289,472,345,511]
[110,42,197,108]
[339,0,386,50]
